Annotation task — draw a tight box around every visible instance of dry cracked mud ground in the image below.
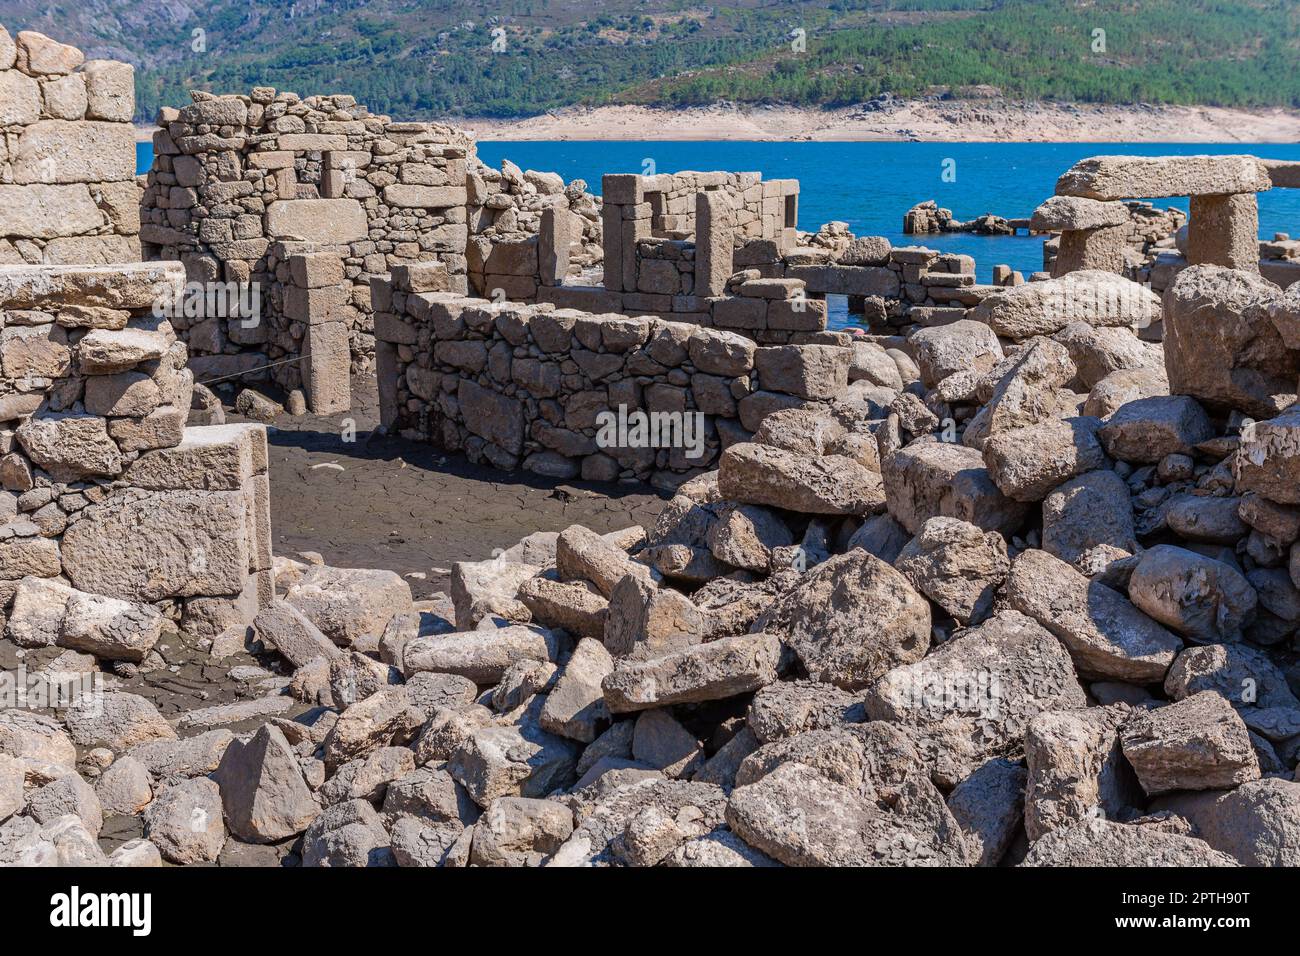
[236,376,669,601]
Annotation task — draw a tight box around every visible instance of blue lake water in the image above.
[138,139,1300,283]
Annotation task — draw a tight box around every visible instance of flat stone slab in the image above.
[1055,154,1272,200]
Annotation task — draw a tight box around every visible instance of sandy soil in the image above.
[460,101,1300,143]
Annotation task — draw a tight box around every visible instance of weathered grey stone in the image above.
[403,625,560,684]
[213,724,320,843]
[64,691,176,751]
[539,637,613,742]
[984,416,1108,503]
[1235,404,1300,505]
[971,271,1160,339]
[1152,778,1300,866]
[143,778,226,864]
[1006,549,1183,682]
[895,517,1009,625]
[911,320,1003,388]
[754,551,930,690]
[1164,643,1300,710]
[1021,818,1237,866]
[864,610,1087,788]
[882,441,1027,536]
[1042,470,1137,565]
[719,443,884,516]
[602,632,781,713]
[1120,692,1260,796]
[746,680,867,744]
[517,577,606,639]
[469,796,574,867]
[1024,705,1140,841]
[254,601,341,668]
[1097,396,1215,463]
[725,762,968,867]
[95,755,152,817]
[1055,154,1271,200]
[946,758,1027,866]
[1163,265,1294,419]
[448,703,580,807]
[60,490,248,601]
[301,799,393,867]
[1128,545,1257,643]
[26,774,102,836]
[555,524,654,599]
[285,565,412,648]
[450,558,538,629]
[603,574,708,658]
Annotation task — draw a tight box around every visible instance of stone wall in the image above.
[0,262,273,643]
[140,90,475,392]
[0,26,138,266]
[372,270,856,486]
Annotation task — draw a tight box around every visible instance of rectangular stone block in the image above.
[602,174,643,205]
[289,253,345,288]
[601,204,623,292]
[265,199,367,243]
[382,184,467,208]
[0,183,101,239]
[391,261,450,293]
[539,206,573,287]
[284,284,350,325]
[277,133,348,152]
[126,423,264,491]
[696,191,735,298]
[305,320,351,414]
[10,120,136,184]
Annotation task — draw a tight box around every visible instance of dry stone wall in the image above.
[372,268,855,486]
[0,26,138,266]
[140,89,475,392]
[0,262,273,643]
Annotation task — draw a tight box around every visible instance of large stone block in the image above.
[0,184,101,239]
[265,199,367,243]
[1162,265,1293,419]
[1056,155,1272,201]
[82,60,134,121]
[9,120,135,184]
[60,490,250,601]
[457,379,524,455]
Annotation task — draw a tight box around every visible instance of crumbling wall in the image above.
[372,266,856,486]
[0,26,139,266]
[0,263,272,642]
[140,89,474,393]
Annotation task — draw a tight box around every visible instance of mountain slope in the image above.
[0,0,1296,122]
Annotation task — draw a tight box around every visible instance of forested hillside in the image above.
[0,0,1295,121]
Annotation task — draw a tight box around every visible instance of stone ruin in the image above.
[0,30,137,265]
[5,24,1300,870]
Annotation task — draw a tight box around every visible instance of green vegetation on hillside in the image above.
[4,0,1296,121]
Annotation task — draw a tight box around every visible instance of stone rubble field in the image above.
[0,35,1298,868]
[6,256,1300,867]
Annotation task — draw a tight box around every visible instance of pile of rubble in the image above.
[7,252,1300,865]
